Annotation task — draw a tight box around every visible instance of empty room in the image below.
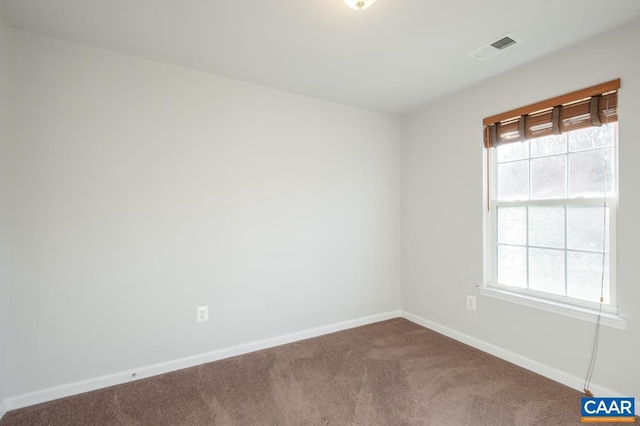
[0,1,639,424]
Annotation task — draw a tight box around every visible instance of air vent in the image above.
[491,36,517,50]
[468,33,521,61]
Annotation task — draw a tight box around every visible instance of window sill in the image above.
[477,286,627,330]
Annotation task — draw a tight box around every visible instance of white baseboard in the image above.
[2,310,401,414]
[0,398,7,420]
[401,310,639,416]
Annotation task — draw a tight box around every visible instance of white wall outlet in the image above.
[196,306,209,322]
[466,295,477,311]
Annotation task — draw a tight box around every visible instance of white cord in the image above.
[583,95,611,396]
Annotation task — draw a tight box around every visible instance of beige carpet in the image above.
[1,318,637,425]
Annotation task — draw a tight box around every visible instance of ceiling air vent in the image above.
[491,36,517,50]
[469,34,521,61]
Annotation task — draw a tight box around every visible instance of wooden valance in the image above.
[483,79,620,149]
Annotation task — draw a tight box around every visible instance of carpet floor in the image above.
[1,318,636,425]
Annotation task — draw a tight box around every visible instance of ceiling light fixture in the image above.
[343,0,376,10]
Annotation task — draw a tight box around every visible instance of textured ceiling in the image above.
[1,0,639,114]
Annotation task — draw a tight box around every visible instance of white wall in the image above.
[7,30,401,397]
[0,14,11,413]
[403,19,640,400]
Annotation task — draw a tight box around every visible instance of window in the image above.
[482,80,623,323]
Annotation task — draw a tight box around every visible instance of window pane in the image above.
[569,148,614,197]
[497,207,526,245]
[568,124,615,152]
[497,141,529,163]
[529,206,564,248]
[529,248,565,296]
[531,155,566,199]
[567,206,609,252]
[497,245,527,288]
[567,252,609,303]
[489,120,617,308]
[531,134,567,157]
[498,161,529,201]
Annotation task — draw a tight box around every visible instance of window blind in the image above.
[483,79,620,149]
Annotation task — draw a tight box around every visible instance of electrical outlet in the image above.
[466,295,477,311]
[197,306,209,322]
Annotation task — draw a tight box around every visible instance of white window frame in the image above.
[482,125,627,330]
